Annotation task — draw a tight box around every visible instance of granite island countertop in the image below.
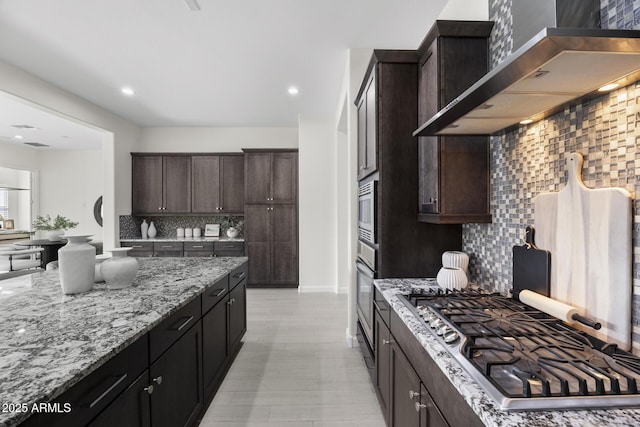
[375,278,640,427]
[119,237,244,242]
[0,256,247,427]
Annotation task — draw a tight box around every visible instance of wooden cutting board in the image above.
[534,152,632,350]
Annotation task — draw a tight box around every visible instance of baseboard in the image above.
[346,329,359,348]
[246,283,299,289]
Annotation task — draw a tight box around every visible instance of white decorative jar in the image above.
[141,219,149,239]
[101,248,139,290]
[148,221,157,238]
[436,267,468,290]
[58,235,96,295]
[442,251,469,273]
[94,254,109,283]
[226,227,238,238]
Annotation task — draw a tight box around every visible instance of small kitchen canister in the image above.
[193,227,201,238]
[442,251,469,273]
[185,228,193,238]
[58,235,96,294]
[176,227,185,238]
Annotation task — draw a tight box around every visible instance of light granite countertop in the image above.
[0,256,247,427]
[374,278,640,427]
[120,237,244,242]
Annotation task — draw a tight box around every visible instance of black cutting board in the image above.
[512,225,551,301]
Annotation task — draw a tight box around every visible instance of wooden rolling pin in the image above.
[519,290,601,330]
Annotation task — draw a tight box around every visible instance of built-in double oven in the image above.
[356,178,377,377]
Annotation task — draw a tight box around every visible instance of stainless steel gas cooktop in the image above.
[402,289,640,411]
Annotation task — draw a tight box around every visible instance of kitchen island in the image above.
[0,256,248,427]
[375,278,640,427]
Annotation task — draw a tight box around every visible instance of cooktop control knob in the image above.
[443,330,460,344]
[430,318,444,329]
[436,325,451,336]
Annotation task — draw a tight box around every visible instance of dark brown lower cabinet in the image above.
[418,383,447,427]
[390,343,421,427]
[89,371,152,427]
[228,280,247,351]
[202,298,228,399]
[150,322,203,427]
[374,310,391,424]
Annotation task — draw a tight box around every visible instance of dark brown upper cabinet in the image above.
[132,154,191,215]
[417,20,494,224]
[192,154,244,214]
[357,71,377,180]
[244,150,297,204]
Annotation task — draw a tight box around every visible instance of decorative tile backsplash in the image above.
[119,215,244,239]
[466,0,640,352]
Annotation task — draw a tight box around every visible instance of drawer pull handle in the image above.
[89,373,128,408]
[161,245,175,248]
[409,390,420,399]
[233,272,246,280]
[171,315,194,332]
[382,339,394,346]
[210,288,226,298]
[415,402,428,412]
[131,245,143,248]
[192,245,204,248]
[223,245,235,248]
[144,385,154,395]
[153,376,163,385]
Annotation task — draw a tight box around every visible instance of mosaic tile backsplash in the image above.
[464,0,640,352]
[119,215,244,239]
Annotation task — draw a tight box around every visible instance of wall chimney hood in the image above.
[414,27,640,136]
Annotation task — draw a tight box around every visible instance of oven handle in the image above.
[356,261,374,279]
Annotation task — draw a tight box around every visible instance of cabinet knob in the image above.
[415,402,427,412]
[144,385,154,395]
[409,390,420,399]
[153,376,163,385]
[382,339,394,346]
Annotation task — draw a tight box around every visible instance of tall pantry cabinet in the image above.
[243,149,298,287]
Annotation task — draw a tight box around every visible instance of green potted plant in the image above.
[32,214,79,241]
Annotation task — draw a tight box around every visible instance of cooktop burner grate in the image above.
[402,290,640,410]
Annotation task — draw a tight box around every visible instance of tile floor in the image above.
[199,288,385,427]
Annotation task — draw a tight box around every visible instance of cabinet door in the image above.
[228,280,247,352]
[272,152,297,204]
[202,299,228,400]
[163,156,192,213]
[418,383,448,427]
[220,155,245,213]
[132,156,163,214]
[271,204,297,285]
[244,204,271,285]
[89,371,151,427]
[192,155,221,213]
[357,96,367,180]
[244,153,271,203]
[364,71,377,177]
[150,321,203,427]
[374,310,391,424]
[391,343,420,427]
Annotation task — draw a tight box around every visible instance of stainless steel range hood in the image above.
[414,27,640,136]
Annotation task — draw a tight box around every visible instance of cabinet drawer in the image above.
[22,335,149,427]
[121,241,153,257]
[149,297,201,362]
[374,288,390,327]
[214,241,244,256]
[184,242,214,251]
[229,262,248,290]
[202,274,229,314]
[153,242,184,257]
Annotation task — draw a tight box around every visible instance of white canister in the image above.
[58,235,96,294]
[101,248,139,290]
[436,267,468,290]
[185,228,193,238]
[193,227,201,238]
[176,227,185,238]
[442,251,469,273]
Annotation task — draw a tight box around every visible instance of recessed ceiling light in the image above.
[121,87,135,96]
[14,135,24,139]
[288,86,299,96]
[598,83,619,92]
[520,119,534,125]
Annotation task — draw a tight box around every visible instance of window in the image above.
[0,188,8,220]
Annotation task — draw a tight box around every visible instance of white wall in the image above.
[298,114,337,292]
[438,0,489,20]
[138,127,298,151]
[37,150,103,240]
[0,60,140,250]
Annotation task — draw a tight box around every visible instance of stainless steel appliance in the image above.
[358,180,376,245]
[356,259,375,348]
[401,289,640,411]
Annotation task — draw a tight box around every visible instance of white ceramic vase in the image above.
[58,235,96,295]
[442,251,469,273]
[141,219,149,239]
[148,221,157,238]
[47,229,64,241]
[101,248,139,290]
[436,267,468,290]
[226,227,238,238]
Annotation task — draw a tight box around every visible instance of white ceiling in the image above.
[0,0,447,145]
